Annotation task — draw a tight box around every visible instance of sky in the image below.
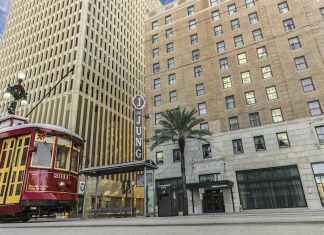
[161,0,174,4]
[0,0,11,39]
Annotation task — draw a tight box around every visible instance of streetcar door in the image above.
[0,138,16,204]
[6,135,30,204]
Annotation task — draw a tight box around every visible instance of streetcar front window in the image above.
[55,138,71,171]
[31,136,54,168]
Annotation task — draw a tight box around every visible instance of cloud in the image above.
[0,0,11,38]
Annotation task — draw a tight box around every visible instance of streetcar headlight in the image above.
[58,181,65,189]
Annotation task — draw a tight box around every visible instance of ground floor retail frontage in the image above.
[148,117,324,215]
[155,163,324,215]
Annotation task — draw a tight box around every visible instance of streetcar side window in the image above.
[31,136,55,168]
[55,138,71,171]
[71,149,79,173]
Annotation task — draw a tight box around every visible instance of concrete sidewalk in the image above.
[1,209,324,228]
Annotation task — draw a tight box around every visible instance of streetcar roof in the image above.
[0,123,83,141]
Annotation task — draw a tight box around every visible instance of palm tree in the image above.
[150,107,212,216]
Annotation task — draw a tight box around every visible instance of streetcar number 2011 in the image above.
[54,173,69,180]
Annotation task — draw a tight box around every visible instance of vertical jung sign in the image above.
[132,95,145,161]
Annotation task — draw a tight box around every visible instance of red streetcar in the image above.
[0,115,84,222]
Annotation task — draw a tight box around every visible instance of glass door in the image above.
[0,138,16,204]
[203,189,225,213]
[0,135,30,205]
[6,135,30,204]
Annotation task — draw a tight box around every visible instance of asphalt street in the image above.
[1,210,324,235]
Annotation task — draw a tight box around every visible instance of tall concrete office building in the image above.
[145,0,324,214]
[0,0,161,211]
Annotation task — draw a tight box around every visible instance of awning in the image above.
[80,159,158,176]
[186,180,233,189]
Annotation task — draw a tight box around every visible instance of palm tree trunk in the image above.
[180,144,189,216]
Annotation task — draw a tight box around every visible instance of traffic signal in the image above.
[121,180,126,194]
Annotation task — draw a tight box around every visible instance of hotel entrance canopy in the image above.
[186,180,233,189]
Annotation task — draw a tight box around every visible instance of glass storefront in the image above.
[237,165,307,209]
[312,163,324,206]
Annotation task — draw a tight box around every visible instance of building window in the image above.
[190,34,198,45]
[288,37,301,50]
[277,132,290,148]
[237,165,306,209]
[301,77,315,93]
[152,21,159,30]
[245,0,255,8]
[169,91,177,102]
[254,136,266,151]
[249,112,261,127]
[154,78,160,89]
[196,83,205,96]
[165,15,172,24]
[173,149,181,162]
[199,173,220,182]
[189,20,197,29]
[278,1,289,14]
[166,43,174,53]
[166,28,173,38]
[231,19,240,30]
[152,34,159,44]
[169,74,176,85]
[209,0,219,6]
[153,48,160,58]
[229,116,240,131]
[216,41,226,53]
[198,102,207,115]
[200,122,209,131]
[245,91,256,105]
[214,25,223,36]
[271,108,283,123]
[194,66,203,78]
[248,12,259,24]
[187,6,195,15]
[212,10,220,21]
[294,56,308,71]
[228,4,237,15]
[238,53,248,64]
[311,163,324,206]
[320,8,324,19]
[315,126,324,143]
[168,58,175,69]
[154,95,161,106]
[308,101,322,116]
[233,139,244,154]
[257,47,268,59]
[153,63,160,73]
[155,113,162,125]
[234,35,244,47]
[202,144,212,158]
[226,96,236,109]
[283,18,295,32]
[262,65,272,79]
[266,86,278,100]
[219,58,229,70]
[156,151,164,164]
[252,29,263,41]
[222,76,232,89]
[241,71,252,84]
[192,50,200,61]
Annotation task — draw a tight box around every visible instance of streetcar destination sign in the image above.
[132,95,145,161]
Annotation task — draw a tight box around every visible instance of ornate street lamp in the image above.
[3,71,28,115]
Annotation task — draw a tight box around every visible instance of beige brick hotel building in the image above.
[145,0,324,214]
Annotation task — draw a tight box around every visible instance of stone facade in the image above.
[149,116,324,213]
